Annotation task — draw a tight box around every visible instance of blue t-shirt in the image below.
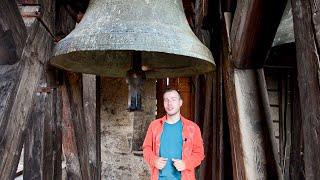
[159,120,183,180]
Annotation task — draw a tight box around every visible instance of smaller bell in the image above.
[272,2,294,46]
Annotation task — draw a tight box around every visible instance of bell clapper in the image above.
[126,52,146,111]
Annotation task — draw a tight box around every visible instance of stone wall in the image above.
[100,77,156,180]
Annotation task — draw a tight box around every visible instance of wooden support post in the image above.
[291,0,320,178]
[96,76,101,180]
[54,85,63,180]
[198,73,214,180]
[83,74,97,177]
[230,0,287,68]
[222,17,280,179]
[64,72,91,180]
[23,76,48,180]
[61,84,82,179]
[83,74,101,179]
[235,69,279,179]
[221,28,246,180]
[0,0,55,178]
[289,75,304,180]
[23,76,60,180]
[21,1,59,179]
[192,75,201,125]
[215,34,226,180]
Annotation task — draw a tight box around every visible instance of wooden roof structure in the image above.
[1,0,319,179]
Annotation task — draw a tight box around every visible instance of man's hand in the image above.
[172,159,186,171]
[155,157,168,170]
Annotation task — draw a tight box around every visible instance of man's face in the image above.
[163,90,183,116]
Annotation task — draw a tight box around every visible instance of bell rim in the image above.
[50,49,215,78]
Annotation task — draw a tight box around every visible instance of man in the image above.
[143,88,205,180]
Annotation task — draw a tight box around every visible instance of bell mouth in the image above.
[50,50,215,78]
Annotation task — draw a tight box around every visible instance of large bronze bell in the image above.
[51,0,215,111]
[50,0,215,78]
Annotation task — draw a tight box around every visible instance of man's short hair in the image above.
[163,87,182,100]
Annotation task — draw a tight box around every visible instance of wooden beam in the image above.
[21,1,59,179]
[64,72,91,180]
[53,84,63,180]
[192,75,201,124]
[0,0,54,178]
[215,34,225,180]
[83,74,101,180]
[95,76,101,180]
[221,17,246,180]
[222,18,280,179]
[23,75,60,180]
[192,75,207,130]
[289,72,304,180]
[0,0,27,58]
[23,76,48,180]
[61,84,82,179]
[199,73,214,180]
[291,0,320,178]
[230,0,287,68]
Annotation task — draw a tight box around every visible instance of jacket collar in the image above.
[159,114,188,125]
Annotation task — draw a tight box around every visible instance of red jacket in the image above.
[143,115,205,180]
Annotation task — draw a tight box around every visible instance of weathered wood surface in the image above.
[192,75,207,130]
[198,73,213,180]
[222,16,280,179]
[83,74,101,179]
[95,76,101,180]
[289,76,304,180]
[0,26,19,65]
[55,3,76,40]
[61,84,82,179]
[221,18,246,180]
[55,4,94,179]
[291,0,320,179]
[0,0,27,133]
[234,69,279,179]
[0,0,55,178]
[0,0,27,58]
[53,86,63,180]
[230,0,287,68]
[215,35,225,180]
[64,72,91,180]
[23,75,61,180]
[23,80,48,180]
[21,1,61,179]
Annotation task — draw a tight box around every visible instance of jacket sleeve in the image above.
[142,123,158,168]
[184,125,205,170]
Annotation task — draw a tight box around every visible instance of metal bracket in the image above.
[21,11,41,18]
[19,4,59,42]
[36,83,57,94]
